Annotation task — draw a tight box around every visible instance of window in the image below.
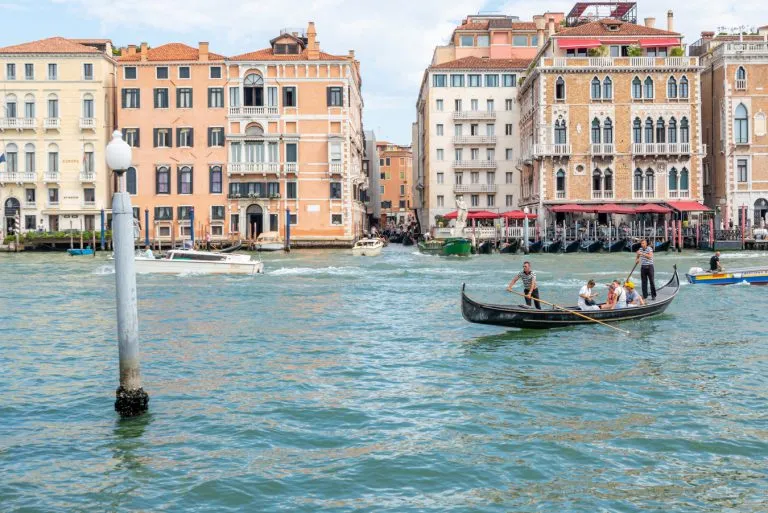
[208,88,224,108]
[330,182,342,199]
[208,166,222,194]
[84,188,95,204]
[451,74,464,87]
[178,166,193,194]
[82,94,94,118]
[513,35,528,46]
[680,76,689,98]
[486,124,495,136]
[386,157,391,166]
[668,117,677,144]
[286,143,297,162]
[506,172,513,184]
[470,124,479,136]
[178,206,192,220]
[487,195,495,207]
[454,124,463,136]
[283,86,296,107]
[645,117,654,143]
[591,118,601,144]
[668,167,678,191]
[154,88,169,108]
[604,169,613,192]
[126,167,137,195]
[506,195,514,206]
[555,120,567,145]
[633,117,642,143]
[486,99,494,112]
[177,127,193,147]
[5,94,16,118]
[485,74,499,87]
[455,99,462,111]
[208,127,224,147]
[83,145,94,173]
[468,74,481,87]
[177,88,193,108]
[555,77,565,100]
[680,117,690,143]
[48,188,59,204]
[556,170,565,193]
[156,167,170,194]
[436,172,444,184]
[471,195,479,207]
[154,128,172,148]
[680,168,689,191]
[122,88,140,108]
[6,63,15,80]
[400,184,406,196]
[470,99,478,111]
[667,76,677,98]
[230,86,240,107]
[505,124,513,136]
[632,77,642,99]
[47,144,58,173]
[433,74,447,87]
[656,117,665,143]
[436,149,444,160]
[25,215,35,230]
[591,77,601,99]
[327,87,343,106]
[634,169,643,192]
[24,63,34,80]
[123,128,139,147]
[124,66,137,80]
[471,171,480,184]
[645,169,655,193]
[477,35,489,47]
[603,77,612,99]
[436,99,443,111]
[455,171,463,184]
[735,104,749,144]
[737,159,748,182]
[5,143,17,173]
[487,171,495,184]
[210,66,222,79]
[644,77,654,99]
[436,124,444,136]
[24,143,34,172]
[593,169,602,192]
[45,63,56,80]
[460,35,474,46]
[83,63,93,80]
[736,66,746,88]
[603,118,613,144]
[503,74,516,87]
[437,195,444,207]
[179,66,191,79]
[287,181,297,199]
[505,99,513,111]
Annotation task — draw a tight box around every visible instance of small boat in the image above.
[525,240,543,253]
[655,240,671,252]
[68,248,94,256]
[626,240,642,252]
[604,239,627,253]
[499,239,520,254]
[254,231,283,252]
[402,235,415,247]
[686,266,768,285]
[476,240,494,254]
[134,249,263,275]
[564,240,581,253]
[352,238,384,256]
[220,240,243,253]
[542,240,562,253]
[418,237,472,256]
[462,266,680,329]
[580,240,602,253]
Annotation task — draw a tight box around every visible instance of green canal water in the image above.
[1,247,767,512]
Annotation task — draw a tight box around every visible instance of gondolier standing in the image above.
[507,261,541,310]
[635,239,656,300]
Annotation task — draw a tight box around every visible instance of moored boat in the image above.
[686,266,768,285]
[67,248,94,256]
[499,239,520,254]
[402,235,415,247]
[564,240,581,253]
[418,237,472,256]
[580,239,602,253]
[462,266,680,329]
[526,240,543,253]
[655,240,671,252]
[542,240,562,253]
[604,239,627,252]
[352,238,384,256]
[476,240,494,254]
[134,249,263,275]
[254,231,283,252]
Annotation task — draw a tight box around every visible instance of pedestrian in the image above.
[635,239,656,300]
[709,251,723,272]
[506,261,541,310]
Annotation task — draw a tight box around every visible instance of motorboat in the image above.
[68,248,94,256]
[686,266,768,285]
[418,237,472,256]
[134,249,263,275]
[254,231,284,252]
[352,238,384,256]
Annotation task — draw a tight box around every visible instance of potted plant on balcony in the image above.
[588,45,609,57]
[269,193,281,199]
[627,45,642,57]
[669,47,684,57]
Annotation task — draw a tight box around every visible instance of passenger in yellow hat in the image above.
[624,280,645,306]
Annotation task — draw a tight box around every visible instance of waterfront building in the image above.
[413,13,558,231]
[363,130,381,227]
[691,28,768,227]
[376,142,413,225]
[225,23,366,246]
[0,38,115,236]
[517,7,705,226]
[116,42,228,243]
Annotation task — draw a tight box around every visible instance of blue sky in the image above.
[2,0,765,144]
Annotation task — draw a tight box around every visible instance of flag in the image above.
[0,153,5,164]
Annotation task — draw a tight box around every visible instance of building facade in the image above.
[116,42,228,243]
[518,12,705,224]
[0,37,115,236]
[363,130,381,225]
[225,23,366,246]
[691,28,768,227]
[377,142,412,225]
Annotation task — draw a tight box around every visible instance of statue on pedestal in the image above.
[453,195,468,236]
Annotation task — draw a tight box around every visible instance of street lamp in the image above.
[106,130,148,417]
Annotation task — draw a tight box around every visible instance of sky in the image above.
[1,0,765,144]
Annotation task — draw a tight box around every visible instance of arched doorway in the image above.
[755,198,768,227]
[246,204,263,239]
[4,197,20,234]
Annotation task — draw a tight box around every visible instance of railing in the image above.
[556,191,566,199]
[591,143,614,155]
[540,55,699,69]
[80,117,96,129]
[228,106,280,116]
[329,162,343,174]
[227,193,282,200]
[668,190,690,199]
[453,135,497,145]
[25,201,36,208]
[721,42,768,55]
[735,79,747,91]
[79,171,96,182]
[82,200,96,208]
[227,162,280,174]
[453,184,497,193]
[633,190,656,199]
[503,227,524,239]
[46,201,60,208]
[44,118,60,129]
[284,162,298,174]
[592,190,614,200]
[0,171,36,183]
[533,144,571,157]
[433,226,498,240]
[0,117,37,129]
[453,110,496,120]
[43,171,60,182]
[453,160,497,169]
[632,142,693,155]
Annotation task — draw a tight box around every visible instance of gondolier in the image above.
[635,239,656,300]
[506,261,541,310]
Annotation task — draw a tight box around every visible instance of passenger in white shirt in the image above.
[578,279,600,311]
[612,280,627,309]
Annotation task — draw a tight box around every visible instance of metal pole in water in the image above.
[144,208,149,248]
[190,207,195,249]
[284,207,291,252]
[106,130,148,418]
[100,208,105,251]
[523,208,529,253]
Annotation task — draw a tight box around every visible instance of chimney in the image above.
[644,17,656,29]
[199,41,209,62]
[140,42,148,62]
[534,15,545,30]
[307,21,320,60]
[667,10,674,32]
[127,44,136,56]
[548,17,555,37]
[348,49,355,60]
[537,28,545,47]
[701,31,715,40]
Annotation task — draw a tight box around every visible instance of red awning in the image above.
[548,204,595,213]
[634,203,672,214]
[639,38,681,48]
[557,38,601,50]
[501,210,538,220]
[665,201,711,212]
[593,203,636,215]
[443,210,499,220]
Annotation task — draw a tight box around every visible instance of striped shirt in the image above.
[639,246,654,266]
[517,270,537,289]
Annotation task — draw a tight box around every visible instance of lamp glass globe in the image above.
[106,130,133,171]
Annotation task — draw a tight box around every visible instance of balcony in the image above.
[0,117,36,130]
[735,79,747,91]
[80,171,96,182]
[633,190,657,199]
[454,184,498,193]
[227,162,280,175]
[284,162,298,174]
[24,201,36,209]
[540,56,699,70]
[533,144,571,157]
[555,191,566,199]
[46,201,60,209]
[0,171,36,184]
[228,106,280,117]
[44,118,60,130]
[80,117,96,129]
[591,143,614,156]
[591,190,615,200]
[632,143,696,156]
[329,162,343,175]
[453,135,497,145]
[43,171,60,183]
[82,200,97,209]
[720,42,768,56]
[227,193,282,200]
[453,160,497,170]
[668,190,690,199]
[453,110,496,120]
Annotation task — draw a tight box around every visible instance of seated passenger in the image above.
[578,279,600,311]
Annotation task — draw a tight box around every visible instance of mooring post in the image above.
[100,209,105,251]
[106,130,148,418]
[285,207,291,252]
[144,208,149,248]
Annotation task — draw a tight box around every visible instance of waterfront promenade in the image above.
[1,246,767,511]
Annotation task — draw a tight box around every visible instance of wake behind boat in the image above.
[134,249,263,275]
[462,266,680,329]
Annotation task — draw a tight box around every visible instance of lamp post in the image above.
[523,206,530,254]
[106,130,148,417]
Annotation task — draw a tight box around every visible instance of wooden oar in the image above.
[625,261,639,283]
[509,290,630,335]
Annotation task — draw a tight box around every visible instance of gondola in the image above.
[476,240,494,254]
[580,239,602,253]
[654,240,670,252]
[461,266,680,330]
[625,240,642,252]
[564,240,581,253]
[499,239,520,254]
[604,239,627,253]
[402,235,415,247]
[526,240,543,253]
[220,240,243,253]
[542,240,562,253]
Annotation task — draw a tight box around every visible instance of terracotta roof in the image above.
[0,37,100,54]
[431,56,531,70]
[118,43,225,62]
[557,19,679,37]
[510,22,537,31]
[228,48,347,61]
[70,38,112,44]
[456,21,490,31]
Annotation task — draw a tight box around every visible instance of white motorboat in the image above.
[134,249,264,275]
[352,238,384,256]
[254,231,284,252]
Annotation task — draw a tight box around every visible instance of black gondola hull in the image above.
[542,240,562,253]
[564,240,581,253]
[526,240,543,253]
[499,240,520,254]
